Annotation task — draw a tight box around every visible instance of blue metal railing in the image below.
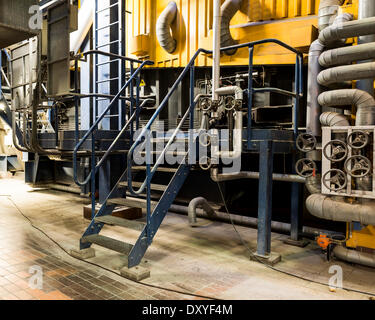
[72,51,153,217]
[127,38,303,194]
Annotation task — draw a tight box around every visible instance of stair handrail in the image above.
[73,58,154,187]
[127,38,303,195]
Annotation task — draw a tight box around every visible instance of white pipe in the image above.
[212,111,243,160]
[70,0,94,53]
[212,0,222,102]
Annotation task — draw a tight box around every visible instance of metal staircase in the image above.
[74,39,303,269]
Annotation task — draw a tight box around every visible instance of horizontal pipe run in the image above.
[169,203,342,239]
[210,168,306,183]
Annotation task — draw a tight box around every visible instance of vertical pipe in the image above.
[212,0,221,101]
[357,0,375,96]
[257,140,274,256]
[136,73,140,130]
[247,47,254,149]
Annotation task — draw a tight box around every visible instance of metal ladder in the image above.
[94,0,125,130]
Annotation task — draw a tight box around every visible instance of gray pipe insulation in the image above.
[318,89,375,125]
[306,194,375,226]
[319,42,375,68]
[220,0,243,55]
[319,16,375,46]
[319,111,349,127]
[156,1,178,54]
[318,0,343,31]
[178,197,342,238]
[333,245,375,268]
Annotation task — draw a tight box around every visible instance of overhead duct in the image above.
[220,0,243,55]
[156,1,178,54]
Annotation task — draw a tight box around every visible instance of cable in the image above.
[215,182,375,298]
[7,197,218,301]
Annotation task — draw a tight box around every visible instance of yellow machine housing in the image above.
[126,0,358,67]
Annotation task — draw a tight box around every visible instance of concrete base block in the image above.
[284,238,310,248]
[120,265,150,282]
[70,248,96,260]
[250,252,282,266]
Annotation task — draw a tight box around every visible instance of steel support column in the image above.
[257,140,274,257]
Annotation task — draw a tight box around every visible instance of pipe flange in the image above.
[200,97,212,112]
[296,133,317,152]
[199,156,212,171]
[323,140,348,162]
[344,155,372,178]
[347,131,369,149]
[295,158,317,178]
[322,169,348,192]
[199,131,212,148]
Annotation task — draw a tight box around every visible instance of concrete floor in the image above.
[0,173,374,300]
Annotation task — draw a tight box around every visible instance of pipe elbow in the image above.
[320,112,349,127]
[188,197,216,227]
[156,1,178,54]
[220,0,243,55]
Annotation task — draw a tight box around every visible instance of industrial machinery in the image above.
[0,0,374,271]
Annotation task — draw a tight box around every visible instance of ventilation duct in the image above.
[220,0,243,55]
[156,1,178,54]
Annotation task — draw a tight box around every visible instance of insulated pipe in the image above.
[320,111,349,127]
[318,0,342,31]
[357,0,375,95]
[319,16,375,45]
[171,200,342,238]
[220,0,243,56]
[317,62,375,87]
[318,89,375,125]
[210,167,306,183]
[306,40,325,136]
[319,42,375,68]
[306,175,322,194]
[156,1,178,54]
[333,245,375,268]
[212,0,222,101]
[215,86,244,101]
[306,194,375,225]
[188,197,216,227]
[211,111,243,160]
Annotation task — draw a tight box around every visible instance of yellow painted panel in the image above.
[347,225,375,250]
[125,0,357,67]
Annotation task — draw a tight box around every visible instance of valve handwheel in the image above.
[344,155,372,178]
[200,97,212,111]
[347,131,369,149]
[323,140,348,162]
[296,133,317,152]
[295,158,317,178]
[322,169,347,192]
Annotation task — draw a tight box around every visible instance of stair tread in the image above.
[119,181,167,192]
[82,234,134,255]
[107,197,158,210]
[132,166,178,173]
[95,215,145,231]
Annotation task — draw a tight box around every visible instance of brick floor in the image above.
[0,175,374,300]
